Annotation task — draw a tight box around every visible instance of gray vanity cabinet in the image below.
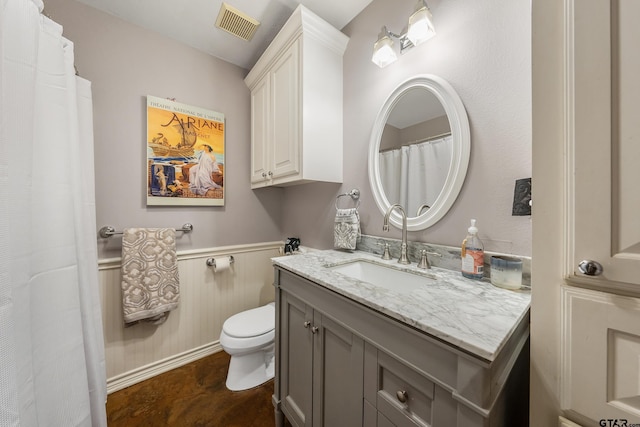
[273,267,529,427]
[277,278,364,427]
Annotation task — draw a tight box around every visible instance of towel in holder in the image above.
[121,228,180,326]
[334,208,361,250]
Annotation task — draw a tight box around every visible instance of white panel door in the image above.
[571,0,640,290]
[561,0,640,424]
[563,287,640,422]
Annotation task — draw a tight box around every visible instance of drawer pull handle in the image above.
[303,321,311,328]
[396,390,408,403]
[311,326,319,334]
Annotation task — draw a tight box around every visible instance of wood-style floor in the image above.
[107,351,288,427]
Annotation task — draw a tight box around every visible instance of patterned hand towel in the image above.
[334,208,361,250]
[121,228,180,326]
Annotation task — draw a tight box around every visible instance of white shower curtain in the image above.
[0,0,107,425]
[379,136,453,216]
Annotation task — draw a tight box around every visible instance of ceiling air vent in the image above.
[215,3,260,41]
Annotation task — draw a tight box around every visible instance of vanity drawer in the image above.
[366,346,435,427]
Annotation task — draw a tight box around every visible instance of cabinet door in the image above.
[270,39,300,181]
[312,313,364,427]
[250,74,270,185]
[280,291,313,427]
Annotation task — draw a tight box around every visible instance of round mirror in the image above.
[368,75,470,230]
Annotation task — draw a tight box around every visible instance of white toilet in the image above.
[219,302,276,391]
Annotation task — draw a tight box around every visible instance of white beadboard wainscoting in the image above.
[98,241,283,393]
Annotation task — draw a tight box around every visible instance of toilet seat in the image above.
[222,302,275,338]
[220,329,275,353]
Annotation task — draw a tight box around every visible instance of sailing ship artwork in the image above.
[146,96,225,206]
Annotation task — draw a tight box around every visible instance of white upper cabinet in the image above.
[245,5,349,188]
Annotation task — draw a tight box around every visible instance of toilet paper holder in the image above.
[206,255,235,268]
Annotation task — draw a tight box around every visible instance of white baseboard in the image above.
[107,342,223,394]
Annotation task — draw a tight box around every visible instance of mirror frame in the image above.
[368,74,470,231]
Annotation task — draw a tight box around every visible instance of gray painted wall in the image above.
[45,0,285,259]
[47,0,531,259]
[281,0,532,256]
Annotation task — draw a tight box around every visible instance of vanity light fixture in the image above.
[407,0,436,46]
[371,26,398,68]
[371,0,436,68]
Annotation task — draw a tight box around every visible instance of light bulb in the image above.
[407,2,435,46]
[372,27,398,68]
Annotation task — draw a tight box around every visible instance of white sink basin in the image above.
[328,260,435,294]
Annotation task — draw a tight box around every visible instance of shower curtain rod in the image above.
[379,131,452,153]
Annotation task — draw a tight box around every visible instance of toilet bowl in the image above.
[219,302,275,391]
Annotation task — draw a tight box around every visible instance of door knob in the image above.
[396,390,408,403]
[578,260,603,276]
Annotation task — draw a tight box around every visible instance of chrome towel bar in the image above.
[98,223,193,238]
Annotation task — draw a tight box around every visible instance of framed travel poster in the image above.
[146,95,225,206]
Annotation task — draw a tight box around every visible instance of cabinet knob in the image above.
[578,260,603,276]
[268,171,273,177]
[396,390,408,403]
[262,172,267,178]
[303,321,311,328]
[311,326,319,334]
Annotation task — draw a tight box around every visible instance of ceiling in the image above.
[74,0,373,70]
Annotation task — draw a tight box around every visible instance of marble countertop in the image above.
[272,249,531,361]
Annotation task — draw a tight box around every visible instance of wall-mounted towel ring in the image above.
[206,255,235,269]
[335,188,360,210]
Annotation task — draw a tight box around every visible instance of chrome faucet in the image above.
[383,204,410,265]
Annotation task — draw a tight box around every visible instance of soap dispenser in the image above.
[461,219,484,280]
